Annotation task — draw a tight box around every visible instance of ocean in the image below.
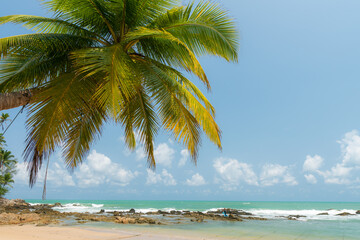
[26,200,360,239]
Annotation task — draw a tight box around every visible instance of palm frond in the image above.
[0,15,109,45]
[152,1,239,62]
[24,73,92,185]
[119,87,159,167]
[0,53,69,92]
[41,0,117,41]
[0,33,96,59]
[127,27,209,89]
[71,44,143,119]
[63,101,107,169]
[134,58,201,161]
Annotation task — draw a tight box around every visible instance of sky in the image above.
[1,0,360,201]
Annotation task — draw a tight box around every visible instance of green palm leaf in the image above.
[0,0,239,185]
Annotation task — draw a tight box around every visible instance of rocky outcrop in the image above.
[207,208,253,216]
[317,212,329,215]
[0,213,40,224]
[115,216,156,224]
[336,212,354,216]
[356,210,360,214]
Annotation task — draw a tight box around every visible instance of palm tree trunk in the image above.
[0,90,34,111]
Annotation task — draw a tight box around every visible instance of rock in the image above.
[53,203,62,207]
[196,217,204,223]
[356,210,360,214]
[129,208,136,214]
[115,217,136,224]
[206,208,252,216]
[336,212,354,216]
[113,211,121,216]
[99,209,105,213]
[236,211,253,216]
[288,215,306,218]
[0,213,40,225]
[317,212,329,215]
[157,210,168,214]
[170,210,181,215]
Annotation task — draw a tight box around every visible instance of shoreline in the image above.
[0,224,283,240]
[1,199,360,240]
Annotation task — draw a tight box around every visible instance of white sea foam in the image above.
[47,203,360,221]
[91,204,104,208]
[247,209,360,221]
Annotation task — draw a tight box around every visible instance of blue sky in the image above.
[1,0,360,201]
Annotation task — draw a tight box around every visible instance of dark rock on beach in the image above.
[336,212,354,216]
[356,210,360,214]
[317,212,329,215]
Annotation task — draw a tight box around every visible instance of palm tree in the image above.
[0,149,16,174]
[0,113,10,131]
[0,0,238,185]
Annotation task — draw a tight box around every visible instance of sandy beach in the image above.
[0,225,262,240]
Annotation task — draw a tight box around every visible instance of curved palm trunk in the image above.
[0,90,34,111]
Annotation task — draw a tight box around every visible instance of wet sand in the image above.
[0,225,280,240]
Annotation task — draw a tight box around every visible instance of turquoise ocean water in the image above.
[26,200,360,239]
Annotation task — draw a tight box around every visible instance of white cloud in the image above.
[47,163,75,187]
[146,169,177,186]
[304,174,317,184]
[303,130,360,185]
[154,143,175,167]
[135,147,146,161]
[338,130,360,165]
[14,162,30,185]
[75,150,138,188]
[213,158,258,191]
[178,149,189,167]
[186,173,206,186]
[319,164,353,185]
[15,160,74,187]
[161,169,177,186]
[303,155,323,172]
[260,164,298,186]
[135,143,175,167]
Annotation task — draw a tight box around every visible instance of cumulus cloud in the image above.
[14,160,74,187]
[304,174,317,184]
[303,155,323,172]
[135,147,146,160]
[213,158,258,191]
[318,164,353,185]
[47,163,75,187]
[260,164,298,186]
[146,169,177,186]
[154,143,175,167]
[75,150,138,188]
[178,149,189,167]
[338,130,360,165]
[135,143,175,167]
[186,173,206,186]
[303,130,360,185]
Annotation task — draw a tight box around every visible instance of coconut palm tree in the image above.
[0,149,16,173]
[0,0,238,185]
[0,113,10,131]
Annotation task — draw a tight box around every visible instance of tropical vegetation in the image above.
[0,132,17,197]
[0,0,238,185]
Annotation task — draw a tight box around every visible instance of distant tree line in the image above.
[0,113,17,197]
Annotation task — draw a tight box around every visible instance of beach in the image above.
[1,199,360,240]
[0,225,289,240]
